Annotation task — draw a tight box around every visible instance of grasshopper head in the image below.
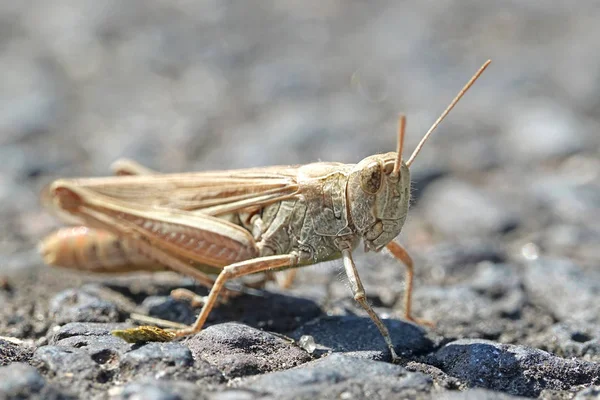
[348,59,491,252]
[347,152,411,252]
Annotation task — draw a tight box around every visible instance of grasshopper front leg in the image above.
[342,249,400,363]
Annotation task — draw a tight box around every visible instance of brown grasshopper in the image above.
[40,60,490,362]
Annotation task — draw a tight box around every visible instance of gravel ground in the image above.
[1,1,600,399]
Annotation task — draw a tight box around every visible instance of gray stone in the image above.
[239,353,433,399]
[49,288,125,324]
[428,339,600,397]
[49,322,134,343]
[115,378,211,400]
[185,323,311,379]
[291,315,434,361]
[119,342,224,384]
[0,339,33,366]
[31,345,109,393]
[0,362,71,400]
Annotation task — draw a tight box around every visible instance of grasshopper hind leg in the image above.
[172,253,298,337]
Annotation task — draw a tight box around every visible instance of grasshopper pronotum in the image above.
[40,60,490,362]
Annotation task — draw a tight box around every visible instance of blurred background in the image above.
[1,1,599,284]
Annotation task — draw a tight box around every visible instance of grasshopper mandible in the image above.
[40,60,490,362]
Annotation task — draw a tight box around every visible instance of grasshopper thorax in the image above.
[346,152,410,252]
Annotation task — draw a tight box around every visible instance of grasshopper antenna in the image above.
[406,59,491,168]
[392,114,406,176]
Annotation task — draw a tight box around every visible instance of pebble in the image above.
[114,378,210,400]
[238,353,433,399]
[185,322,311,379]
[291,315,435,361]
[49,288,125,325]
[428,339,600,397]
[0,362,70,400]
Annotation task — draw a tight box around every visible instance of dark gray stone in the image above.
[0,339,33,366]
[523,258,600,323]
[119,342,224,384]
[49,322,134,343]
[47,322,135,368]
[291,315,435,361]
[239,353,433,399]
[49,288,125,324]
[31,345,110,394]
[141,296,197,325]
[185,322,311,379]
[0,363,72,400]
[207,292,323,333]
[428,339,600,397]
[140,290,323,334]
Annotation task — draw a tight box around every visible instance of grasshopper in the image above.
[40,60,490,362]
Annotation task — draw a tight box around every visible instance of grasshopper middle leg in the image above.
[386,241,433,327]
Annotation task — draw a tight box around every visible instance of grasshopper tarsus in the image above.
[41,60,491,355]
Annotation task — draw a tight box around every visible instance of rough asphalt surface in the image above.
[1,1,600,399]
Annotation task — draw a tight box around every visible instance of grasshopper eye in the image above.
[360,161,383,194]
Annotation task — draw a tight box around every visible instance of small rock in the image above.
[0,362,71,400]
[428,339,600,397]
[115,378,210,400]
[185,322,311,379]
[523,258,600,323]
[119,342,224,384]
[31,345,109,393]
[54,333,131,368]
[141,296,197,325]
[208,291,323,333]
[291,315,435,361]
[49,288,125,324]
[0,338,33,366]
[419,178,519,237]
[49,322,134,343]
[239,353,433,399]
